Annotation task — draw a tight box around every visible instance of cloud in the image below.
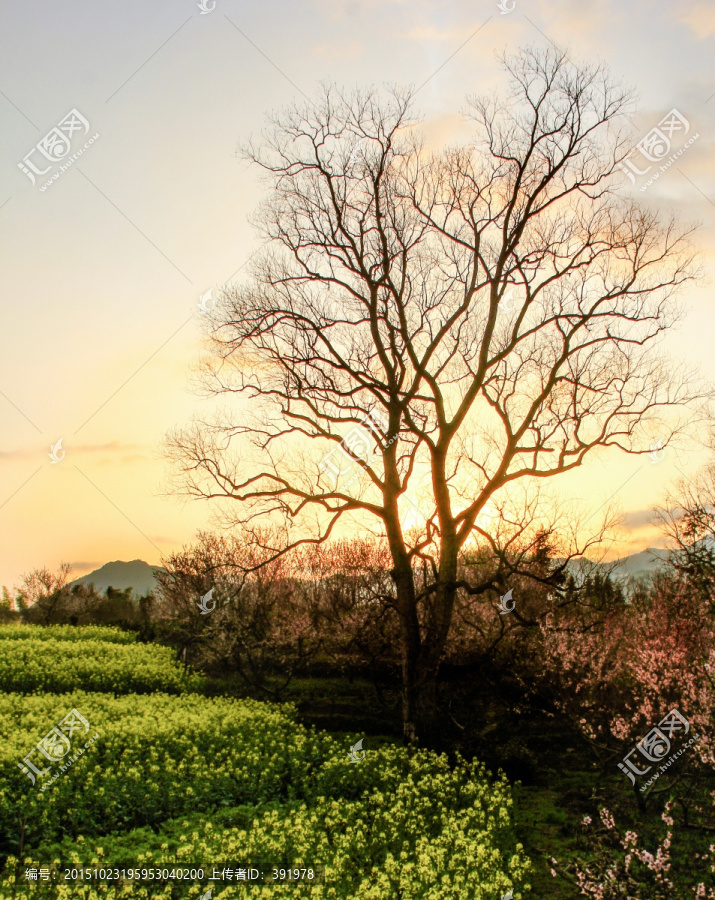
[622,508,658,530]
[620,505,688,531]
[674,1,715,39]
[69,561,102,572]
[0,441,148,463]
[0,449,36,461]
[149,536,178,546]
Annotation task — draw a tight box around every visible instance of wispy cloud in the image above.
[674,1,715,39]
[0,441,148,462]
[69,561,102,572]
[622,508,658,530]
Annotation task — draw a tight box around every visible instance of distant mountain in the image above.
[71,560,164,596]
[609,548,671,579]
[71,548,672,599]
[564,547,672,582]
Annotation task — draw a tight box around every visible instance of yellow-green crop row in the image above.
[0,639,200,695]
[2,749,530,900]
[0,691,333,854]
[0,625,136,643]
[0,629,531,899]
[0,691,530,899]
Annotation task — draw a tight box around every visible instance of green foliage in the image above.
[2,777,530,898]
[0,638,199,695]
[0,626,530,899]
[0,691,333,855]
[2,746,529,899]
[0,625,136,643]
[0,690,529,898]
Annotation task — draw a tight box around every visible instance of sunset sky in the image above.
[1,0,714,589]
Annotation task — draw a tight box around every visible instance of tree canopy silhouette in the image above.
[168,47,703,743]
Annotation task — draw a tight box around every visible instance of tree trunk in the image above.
[398,597,446,746]
[398,585,422,745]
[401,637,442,745]
[393,549,457,745]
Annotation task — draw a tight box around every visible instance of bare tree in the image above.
[659,458,715,603]
[15,563,72,624]
[168,47,704,743]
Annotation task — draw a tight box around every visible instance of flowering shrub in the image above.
[0,625,136,643]
[0,639,200,694]
[155,534,402,687]
[551,805,715,899]
[531,572,714,806]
